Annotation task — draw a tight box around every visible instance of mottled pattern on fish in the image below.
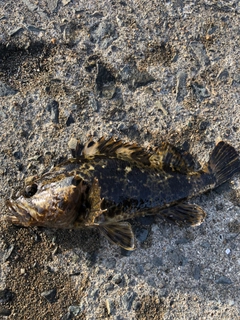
[5,138,240,250]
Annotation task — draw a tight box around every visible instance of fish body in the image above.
[5,138,240,250]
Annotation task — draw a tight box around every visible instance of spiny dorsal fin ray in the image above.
[150,142,196,173]
[82,137,151,165]
[81,137,196,172]
[98,221,135,250]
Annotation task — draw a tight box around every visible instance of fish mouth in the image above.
[5,198,33,226]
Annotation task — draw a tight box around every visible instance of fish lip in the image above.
[6,199,23,213]
[6,199,17,214]
[5,198,32,225]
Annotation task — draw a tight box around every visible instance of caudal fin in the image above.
[209,141,240,186]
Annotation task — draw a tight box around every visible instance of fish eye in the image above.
[24,183,38,198]
[87,141,95,148]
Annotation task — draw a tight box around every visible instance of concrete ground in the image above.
[0,1,239,319]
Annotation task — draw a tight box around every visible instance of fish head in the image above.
[5,176,88,229]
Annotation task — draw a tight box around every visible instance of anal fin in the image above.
[98,222,135,250]
[159,203,206,226]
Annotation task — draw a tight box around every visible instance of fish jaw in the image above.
[6,198,35,226]
[6,184,84,229]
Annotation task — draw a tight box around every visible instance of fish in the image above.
[4,138,240,250]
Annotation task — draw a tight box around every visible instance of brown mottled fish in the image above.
[4,138,240,250]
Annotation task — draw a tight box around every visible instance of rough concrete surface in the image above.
[0,0,240,319]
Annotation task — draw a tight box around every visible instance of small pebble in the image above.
[227,300,235,306]
[68,305,81,316]
[135,228,148,243]
[134,264,144,275]
[0,81,17,96]
[193,265,201,280]
[47,100,59,124]
[88,95,99,111]
[66,113,75,126]
[10,27,24,37]
[105,299,111,315]
[62,0,71,5]
[90,21,118,49]
[105,299,115,315]
[217,69,229,81]
[0,307,11,316]
[41,288,57,302]
[121,291,137,311]
[190,41,210,66]
[21,0,38,11]
[3,244,15,262]
[13,151,22,159]
[96,63,116,98]
[154,101,168,115]
[119,62,155,89]
[47,0,58,12]
[112,273,122,284]
[192,82,210,101]
[68,137,78,151]
[20,268,25,275]
[215,276,232,285]
[0,288,13,303]
[27,25,45,33]
[176,71,187,102]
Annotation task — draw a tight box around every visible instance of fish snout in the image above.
[5,198,33,226]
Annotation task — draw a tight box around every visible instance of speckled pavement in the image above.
[0,1,240,319]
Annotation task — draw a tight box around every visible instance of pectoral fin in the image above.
[159,203,206,226]
[86,177,106,224]
[99,222,135,250]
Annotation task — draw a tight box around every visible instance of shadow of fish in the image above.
[4,138,240,250]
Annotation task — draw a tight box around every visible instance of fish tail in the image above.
[208,141,240,187]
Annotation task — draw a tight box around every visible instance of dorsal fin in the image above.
[80,137,196,173]
[82,137,152,166]
[150,142,196,173]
